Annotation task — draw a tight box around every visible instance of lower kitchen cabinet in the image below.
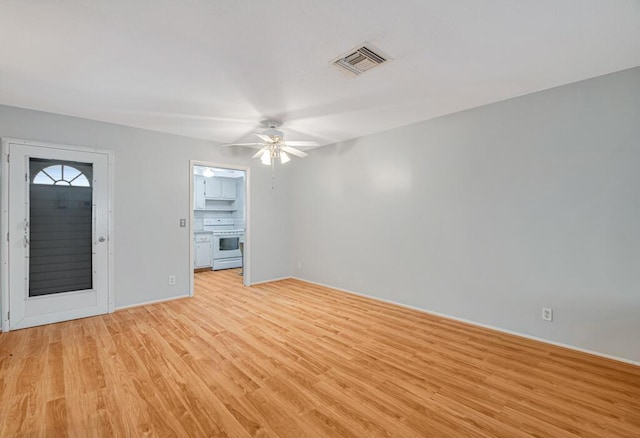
[194,233,212,268]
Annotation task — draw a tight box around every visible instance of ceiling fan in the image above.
[222,120,319,166]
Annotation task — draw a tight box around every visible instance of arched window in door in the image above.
[32,164,91,187]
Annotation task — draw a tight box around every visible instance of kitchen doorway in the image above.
[189,161,250,295]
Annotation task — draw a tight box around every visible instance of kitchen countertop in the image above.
[194,230,245,234]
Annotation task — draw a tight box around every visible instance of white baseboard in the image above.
[249,276,292,286]
[115,294,190,311]
[290,277,640,368]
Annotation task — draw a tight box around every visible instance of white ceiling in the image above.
[1,0,639,146]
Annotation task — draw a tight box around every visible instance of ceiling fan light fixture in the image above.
[222,119,318,181]
[260,150,271,165]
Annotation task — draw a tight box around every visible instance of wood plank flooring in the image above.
[1,269,640,437]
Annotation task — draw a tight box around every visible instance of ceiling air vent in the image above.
[331,44,389,77]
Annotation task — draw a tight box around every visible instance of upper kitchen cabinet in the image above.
[194,175,206,210]
[194,176,239,211]
[205,177,221,199]
[221,179,236,199]
[205,177,236,200]
[193,166,244,212]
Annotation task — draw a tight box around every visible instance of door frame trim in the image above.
[189,160,251,296]
[0,137,115,332]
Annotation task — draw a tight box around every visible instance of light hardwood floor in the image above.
[1,269,639,437]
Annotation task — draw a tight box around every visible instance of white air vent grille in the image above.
[332,44,388,76]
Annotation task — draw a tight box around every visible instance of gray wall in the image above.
[0,105,293,313]
[2,67,639,363]
[292,67,640,363]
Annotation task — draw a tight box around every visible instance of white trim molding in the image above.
[115,294,190,311]
[249,276,292,286]
[189,160,251,297]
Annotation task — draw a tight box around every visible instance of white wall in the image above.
[291,67,640,363]
[0,105,292,315]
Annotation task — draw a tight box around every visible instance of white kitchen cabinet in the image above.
[194,175,206,210]
[221,179,236,199]
[194,233,212,268]
[205,177,236,200]
[204,177,222,199]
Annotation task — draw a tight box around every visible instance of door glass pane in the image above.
[29,158,93,297]
[62,166,81,181]
[42,165,63,181]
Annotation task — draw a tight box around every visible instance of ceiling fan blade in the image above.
[281,146,309,158]
[221,142,265,148]
[283,140,320,147]
[252,147,266,158]
[255,133,275,143]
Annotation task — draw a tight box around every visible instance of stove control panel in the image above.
[203,218,234,226]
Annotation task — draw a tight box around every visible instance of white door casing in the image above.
[1,139,113,331]
[189,160,251,295]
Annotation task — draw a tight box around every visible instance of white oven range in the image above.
[202,218,244,270]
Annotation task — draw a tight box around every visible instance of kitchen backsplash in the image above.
[193,212,244,231]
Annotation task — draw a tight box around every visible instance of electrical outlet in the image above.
[297,260,302,269]
[168,275,176,286]
[179,219,186,227]
[542,307,553,322]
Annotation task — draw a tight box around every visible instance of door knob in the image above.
[98,236,106,242]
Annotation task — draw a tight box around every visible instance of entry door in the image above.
[7,142,110,330]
